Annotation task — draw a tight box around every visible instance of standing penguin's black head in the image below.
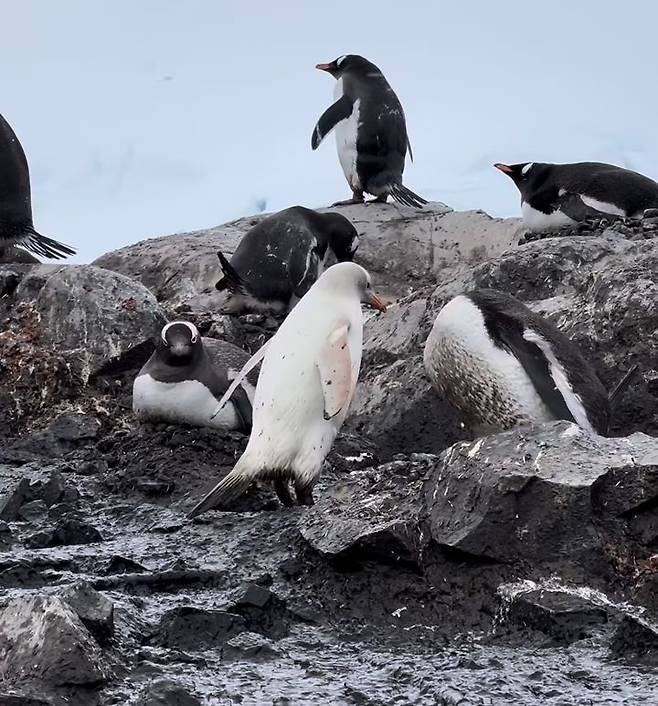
[315,54,379,79]
[156,321,202,366]
[321,212,360,262]
[494,162,548,198]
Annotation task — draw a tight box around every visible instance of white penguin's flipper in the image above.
[317,322,353,420]
[210,341,269,420]
[311,96,353,150]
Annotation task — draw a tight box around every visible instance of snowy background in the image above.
[4,0,658,262]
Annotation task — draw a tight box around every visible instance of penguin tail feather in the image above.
[608,364,639,410]
[187,463,254,518]
[19,228,76,260]
[389,183,428,209]
[216,250,248,295]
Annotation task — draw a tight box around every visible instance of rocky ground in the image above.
[0,202,657,705]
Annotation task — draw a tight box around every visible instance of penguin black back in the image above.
[0,113,75,259]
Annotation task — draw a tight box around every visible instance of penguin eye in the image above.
[190,335,198,344]
[366,281,371,289]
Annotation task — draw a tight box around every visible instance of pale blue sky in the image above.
[3,0,658,261]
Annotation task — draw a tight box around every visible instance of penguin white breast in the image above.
[132,374,238,430]
[522,201,576,231]
[333,79,361,191]
[244,292,363,481]
[424,296,554,427]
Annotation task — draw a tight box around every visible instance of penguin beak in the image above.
[494,163,514,175]
[366,292,387,313]
[315,63,333,72]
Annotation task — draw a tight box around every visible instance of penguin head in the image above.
[157,321,202,365]
[318,262,387,312]
[494,162,546,197]
[321,212,360,262]
[315,55,376,79]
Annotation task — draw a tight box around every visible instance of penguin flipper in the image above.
[230,383,253,433]
[210,341,269,420]
[216,251,248,295]
[317,322,353,420]
[311,96,353,150]
[407,137,414,163]
[554,192,608,222]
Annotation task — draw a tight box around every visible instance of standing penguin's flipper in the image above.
[210,341,270,420]
[317,322,353,420]
[311,96,353,150]
[230,384,253,433]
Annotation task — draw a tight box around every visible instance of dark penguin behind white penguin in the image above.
[312,54,427,208]
[495,161,658,231]
[215,205,359,315]
[424,289,637,435]
[0,113,75,259]
[133,321,254,432]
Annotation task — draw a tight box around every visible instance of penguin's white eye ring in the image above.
[190,334,198,344]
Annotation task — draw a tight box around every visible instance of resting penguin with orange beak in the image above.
[188,262,386,516]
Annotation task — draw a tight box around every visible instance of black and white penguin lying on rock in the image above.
[423,289,637,436]
[133,321,255,432]
[215,206,359,315]
[495,161,658,231]
[312,54,427,208]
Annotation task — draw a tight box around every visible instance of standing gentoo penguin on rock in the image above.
[0,113,75,259]
[133,321,254,432]
[495,161,658,231]
[216,206,359,315]
[423,289,637,435]
[312,55,427,208]
[188,262,387,516]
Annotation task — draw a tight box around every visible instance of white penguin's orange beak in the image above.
[367,292,387,312]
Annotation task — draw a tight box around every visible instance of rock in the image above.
[60,581,114,645]
[224,631,280,661]
[0,695,53,706]
[225,582,295,640]
[48,413,101,442]
[17,500,48,523]
[140,679,202,706]
[0,595,106,685]
[93,203,523,305]
[152,607,245,650]
[25,519,103,549]
[299,456,430,566]
[0,246,39,264]
[0,477,30,521]
[609,614,658,665]
[0,468,72,521]
[423,422,658,574]
[12,264,166,379]
[497,582,609,643]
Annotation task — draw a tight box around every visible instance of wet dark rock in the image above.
[25,519,103,549]
[498,584,609,644]
[151,606,245,650]
[61,581,115,645]
[0,595,107,685]
[140,679,202,706]
[0,694,53,706]
[0,468,75,521]
[102,555,149,575]
[226,581,297,639]
[18,499,48,522]
[0,561,46,588]
[609,614,658,665]
[423,422,658,574]
[48,413,101,441]
[299,457,431,566]
[224,631,280,661]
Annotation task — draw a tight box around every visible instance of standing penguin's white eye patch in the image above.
[336,55,347,67]
[521,162,534,176]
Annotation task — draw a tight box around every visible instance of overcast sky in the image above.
[4,1,658,262]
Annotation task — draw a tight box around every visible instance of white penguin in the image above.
[188,262,386,515]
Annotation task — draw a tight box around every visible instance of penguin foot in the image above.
[332,191,364,207]
[294,479,315,506]
[274,478,295,507]
[366,195,388,204]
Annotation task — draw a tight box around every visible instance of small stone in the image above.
[76,459,109,476]
[0,478,30,521]
[38,470,66,507]
[18,500,48,523]
[60,581,114,645]
[610,614,658,665]
[103,555,148,574]
[153,607,245,650]
[642,208,658,219]
[48,502,75,520]
[224,632,279,661]
[140,679,202,706]
[48,414,100,441]
[26,519,103,549]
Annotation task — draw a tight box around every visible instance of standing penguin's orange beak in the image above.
[366,292,387,312]
[494,163,513,174]
[315,63,332,71]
